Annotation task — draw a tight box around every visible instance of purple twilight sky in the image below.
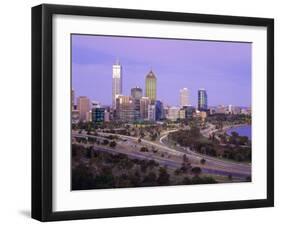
[72,34,252,107]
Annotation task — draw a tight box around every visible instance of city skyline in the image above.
[72,34,251,107]
[71,34,252,190]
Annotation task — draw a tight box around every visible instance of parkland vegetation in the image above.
[168,126,251,162]
[72,144,217,190]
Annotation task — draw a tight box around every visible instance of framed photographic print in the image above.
[32,4,274,221]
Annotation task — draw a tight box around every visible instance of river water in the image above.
[226,125,252,140]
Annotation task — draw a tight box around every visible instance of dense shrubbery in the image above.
[72,144,217,190]
[207,114,251,126]
[168,127,251,162]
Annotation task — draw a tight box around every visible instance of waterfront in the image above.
[227,125,251,140]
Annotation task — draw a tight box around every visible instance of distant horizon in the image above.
[72,34,252,107]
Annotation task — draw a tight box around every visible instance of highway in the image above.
[73,130,251,180]
[158,129,251,177]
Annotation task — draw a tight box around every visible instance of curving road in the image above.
[73,129,251,180]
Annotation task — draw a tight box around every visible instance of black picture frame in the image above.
[32,4,274,222]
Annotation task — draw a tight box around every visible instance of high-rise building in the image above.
[148,104,156,121]
[167,106,180,121]
[198,89,208,111]
[77,96,90,122]
[145,70,157,102]
[112,59,122,109]
[180,88,189,107]
[131,87,142,121]
[92,107,105,124]
[116,95,135,122]
[155,100,164,121]
[131,86,142,99]
[184,105,196,119]
[140,97,150,120]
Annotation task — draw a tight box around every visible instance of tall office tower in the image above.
[145,70,157,103]
[148,104,156,121]
[155,100,164,121]
[131,87,143,121]
[180,88,189,107]
[112,59,122,109]
[140,97,150,120]
[77,96,90,122]
[198,89,208,111]
[115,95,135,122]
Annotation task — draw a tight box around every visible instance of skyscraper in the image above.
[180,88,189,107]
[115,95,135,122]
[198,89,208,111]
[112,59,122,109]
[140,97,150,120]
[145,70,157,102]
[155,100,164,121]
[131,87,142,121]
[77,96,90,122]
[92,108,105,124]
[148,104,156,121]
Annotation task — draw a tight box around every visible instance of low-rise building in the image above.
[166,106,180,121]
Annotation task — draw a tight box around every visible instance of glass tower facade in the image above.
[92,108,105,124]
[198,89,208,111]
[155,100,164,121]
[131,87,142,121]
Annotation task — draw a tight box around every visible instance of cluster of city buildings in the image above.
[209,105,251,115]
[72,60,250,125]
